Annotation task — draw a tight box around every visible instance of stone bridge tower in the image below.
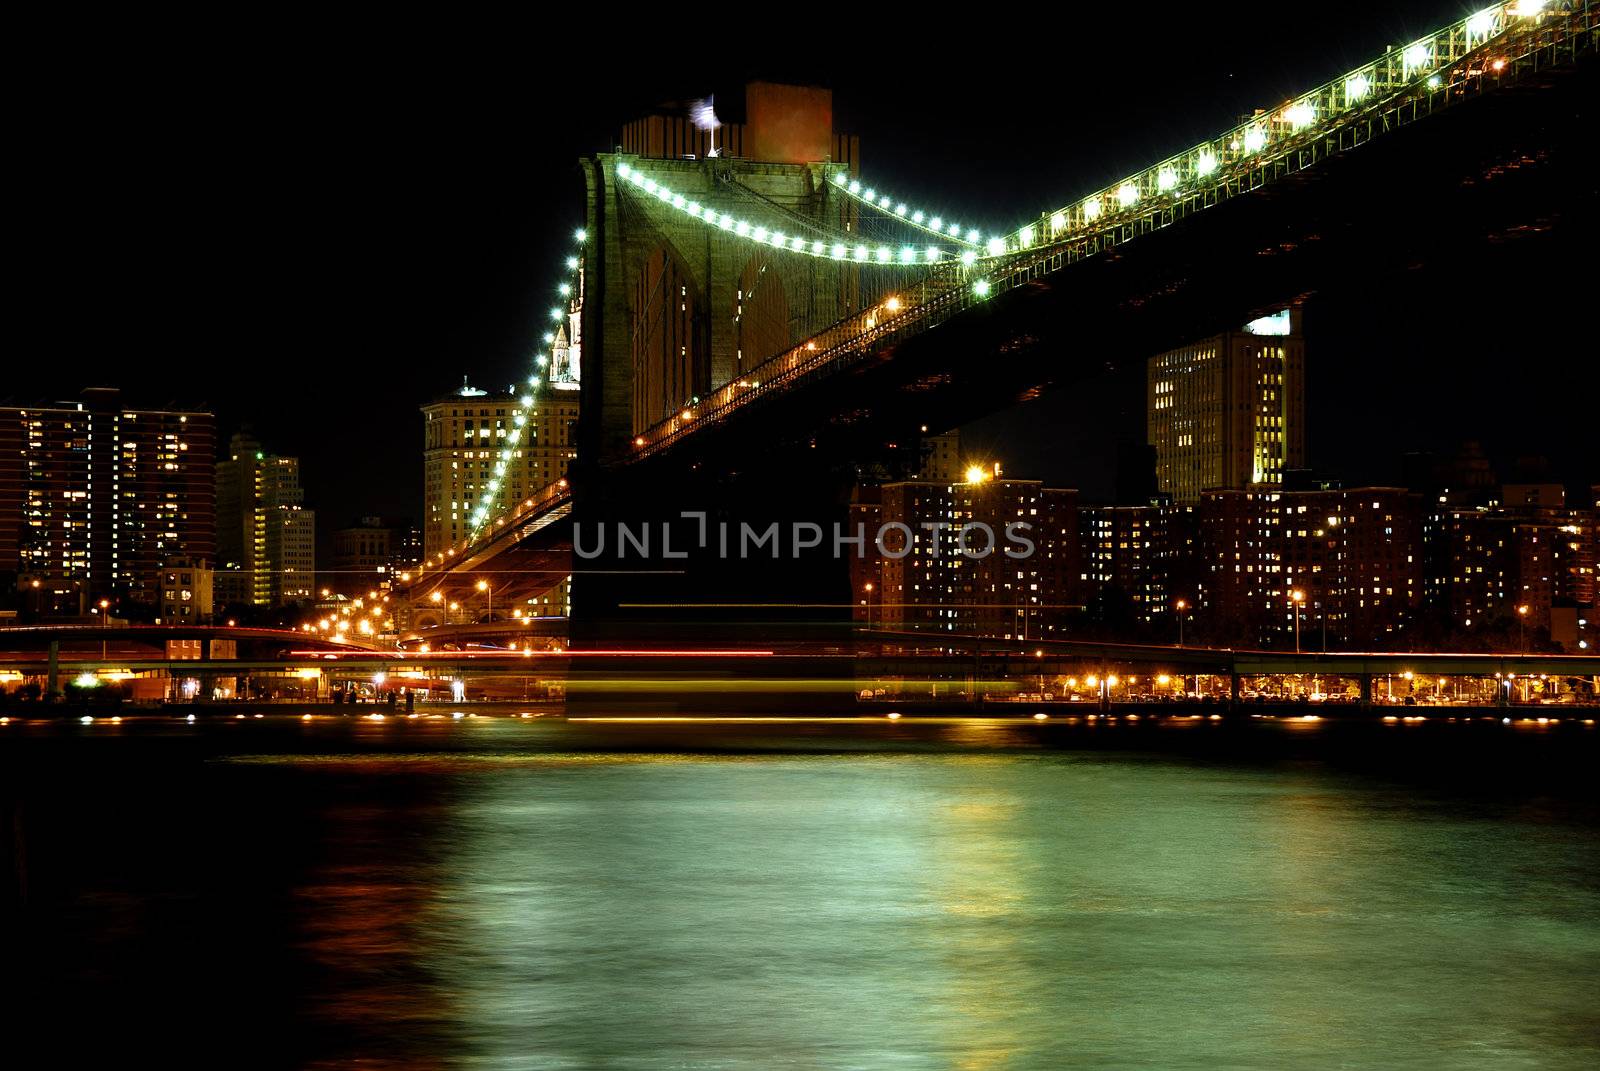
[577,82,864,468]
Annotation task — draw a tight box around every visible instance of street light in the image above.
[477,578,491,621]
[1175,598,1188,646]
[863,582,874,631]
[1291,589,1305,653]
[1517,603,1529,652]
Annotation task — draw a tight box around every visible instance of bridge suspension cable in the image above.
[615,162,976,266]
[829,173,985,248]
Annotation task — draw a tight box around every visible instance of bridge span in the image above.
[385,2,1596,643]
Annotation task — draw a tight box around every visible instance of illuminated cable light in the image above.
[1426,74,1442,90]
[973,279,991,298]
[898,247,917,264]
[1017,225,1035,247]
[947,223,961,237]
[854,245,868,262]
[574,228,586,242]
[565,256,578,270]
[911,211,924,224]
[1512,0,1545,14]
[966,229,981,244]
[1403,43,1431,72]
[1284,101,1316,129]
[1242,127,1267,153]
[925,246,940,263]
[1197,149,1218,176]
[1346,73,1372,101]
[848,179,860,193]
[875,246,893,263]
[549,307,563,320]
[1466,9,1495,43]
[1117,183,1139,207]
[627,167,952,263]
[1156,167,1177,192]
[1083,198,1102,221]
[985,236,1006,256]
[894,203,907,216]
[558,283,571,296]
[1049,211,1066,232]
[929,216,942,230]
[616,162,631,177]
[960,250,977,266]
[542,332,554,344]
[671,194,685,208]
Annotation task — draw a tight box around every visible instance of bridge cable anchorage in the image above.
[1008,0,1564,253]
[828,170,985,249]
[615,160,972,267]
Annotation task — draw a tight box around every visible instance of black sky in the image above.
[14,3,1597,528]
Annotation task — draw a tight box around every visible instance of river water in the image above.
[5,713,1598,1068]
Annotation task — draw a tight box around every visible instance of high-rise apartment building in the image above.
[0,388,215,614]
[1197,487,1423,648]
[1079,503,1197,626]
[215,433,315,608]
[1148,308,1306,503]
[850,476,1079,640]
[421,380,580,557]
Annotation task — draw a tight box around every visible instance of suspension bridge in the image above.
[395,1,1595,642]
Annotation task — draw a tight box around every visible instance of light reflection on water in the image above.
[282,749,1600,1069]
[8,718,1600,1068]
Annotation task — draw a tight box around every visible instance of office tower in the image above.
[215,432,315,608]
[1148,308,1306,502]
[421,380,579,557]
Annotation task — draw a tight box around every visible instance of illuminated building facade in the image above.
[917,431,963,483]
[1432,485,1598,643]
[215,433,315,608]
[157,556,214,624]
[1079,504,1197,625]
[1148,309,1306,503]
[421,380,579,557]
[0,388,215,615]
[851,477,1079,639]
[1197,487,1423,648]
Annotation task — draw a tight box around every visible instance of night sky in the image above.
[14,3,1596,533]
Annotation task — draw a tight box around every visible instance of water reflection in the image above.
[6,718,1599,1067]
[396,750,1600,1068]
